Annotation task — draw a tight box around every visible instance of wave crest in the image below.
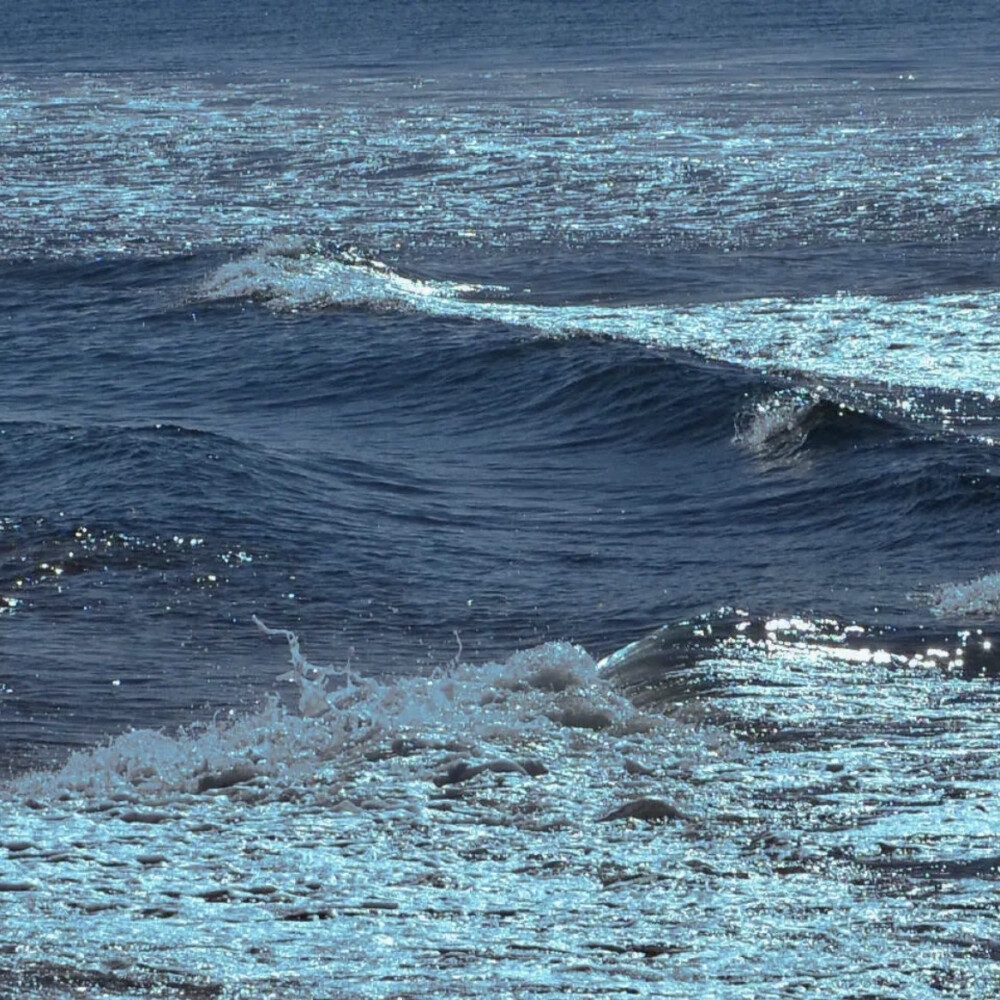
[197,242,1000,401]
[198,240,505,312]
[733,390,902,457]
[928,571,1000,619]
[11,621,640,804]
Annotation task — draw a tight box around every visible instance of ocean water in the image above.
[2,1,1000,996]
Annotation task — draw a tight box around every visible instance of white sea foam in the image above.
[928,571,1000,618]
[11,619,636,804]
[199,243,1000,398]
[731,391,814,454]
[3,622,1000,998]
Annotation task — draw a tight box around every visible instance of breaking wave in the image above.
[928,571,1000,619]
[5,612,1000,999]
[198,241,1000,398]
[733,390,904,457]
[11,619,641,805]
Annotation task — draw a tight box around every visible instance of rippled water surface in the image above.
[2,1,1000,996]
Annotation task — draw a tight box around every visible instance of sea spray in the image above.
[10,620,645,806]
[928,571,1000,618]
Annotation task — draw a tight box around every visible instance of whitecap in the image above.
[927,571,1000,618]
[197,242,1000,398]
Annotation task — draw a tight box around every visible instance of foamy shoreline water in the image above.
[4,622,1000,998]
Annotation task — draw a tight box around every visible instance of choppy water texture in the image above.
[2,1,1000,996]
[3,623,1000,998]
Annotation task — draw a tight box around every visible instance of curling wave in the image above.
[733,390,905,458]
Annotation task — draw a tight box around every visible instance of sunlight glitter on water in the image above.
[3,68,997,260]
[201,245,1000,398]
[3,623,1000,998]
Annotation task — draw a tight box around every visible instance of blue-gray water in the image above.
[2,4,1000,997]
[3,0,998,769]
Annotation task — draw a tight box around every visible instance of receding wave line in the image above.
[199,242,1000,398]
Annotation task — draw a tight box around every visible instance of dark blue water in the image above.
[2,0,999,772]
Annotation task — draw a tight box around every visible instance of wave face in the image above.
[3,1,1000,996]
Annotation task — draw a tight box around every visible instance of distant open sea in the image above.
[2,2,1000,997]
